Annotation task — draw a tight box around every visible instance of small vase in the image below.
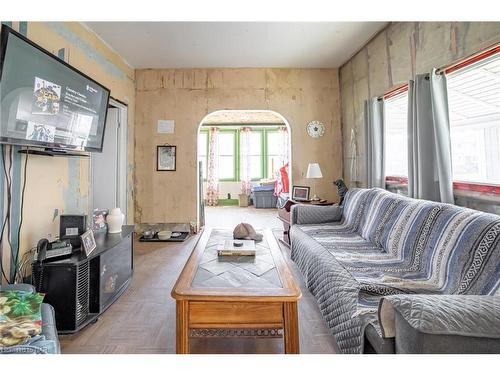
[106,208,124,233]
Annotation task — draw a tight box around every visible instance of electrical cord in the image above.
[0,145,11,283]
[5,147,14,282]
[0,146,30,284]
[15,246,36,284]
[12,148,29,283]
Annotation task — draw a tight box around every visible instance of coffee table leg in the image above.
[283,301,299,354]
[176,300,189,354]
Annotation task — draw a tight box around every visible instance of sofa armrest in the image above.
[379,294,500,353]
[290,204,342,225]
[0,283,35,293]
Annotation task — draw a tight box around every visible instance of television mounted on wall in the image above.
[0,25,110,153]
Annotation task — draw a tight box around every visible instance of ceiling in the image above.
[84,22,387,69]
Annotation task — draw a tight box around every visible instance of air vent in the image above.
[75,261,90,325]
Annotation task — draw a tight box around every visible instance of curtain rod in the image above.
[435,42,500,75]
[376,42,499,100]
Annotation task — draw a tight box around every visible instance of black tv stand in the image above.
[32,226,134,333]
[18,148,89,158]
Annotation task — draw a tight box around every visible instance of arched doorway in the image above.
[196,110,292,228]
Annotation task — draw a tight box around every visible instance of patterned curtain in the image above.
[279,126,290,167]
[206,127,219,206]
[240,127,252,195]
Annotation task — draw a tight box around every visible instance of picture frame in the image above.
[157,145,176,171]
[92,208,108,233]
[80,229,97,257]
[292,185,310,201]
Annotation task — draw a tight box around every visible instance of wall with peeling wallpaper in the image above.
[339,22,500,213]
[0,22,135,283]
[340,22,500,187]
[134,68,342,225]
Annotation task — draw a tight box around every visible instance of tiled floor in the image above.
[59,228,339,354]
[204,205,282,229]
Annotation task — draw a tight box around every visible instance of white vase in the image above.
[106,208,124,233]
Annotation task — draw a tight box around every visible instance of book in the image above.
[217,239,256,256]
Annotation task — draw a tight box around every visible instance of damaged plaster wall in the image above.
[134,68,342,225]
[340,22,500,188]
[0,22,135,282]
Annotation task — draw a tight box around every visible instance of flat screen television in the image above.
[0,25,110,153]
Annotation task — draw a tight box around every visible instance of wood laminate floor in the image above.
[59,230,339,354]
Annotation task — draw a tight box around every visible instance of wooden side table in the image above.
[277,199,335,247]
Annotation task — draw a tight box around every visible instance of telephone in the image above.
[33,239,72,293]
[34,239,73,262]
[36,238,49,263]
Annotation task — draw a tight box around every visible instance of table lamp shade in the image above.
[306,163,323,179]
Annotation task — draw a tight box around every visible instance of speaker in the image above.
[60,214,87,248]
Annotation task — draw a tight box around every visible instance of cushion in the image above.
[378,294,500,339]
[0,290,45,347]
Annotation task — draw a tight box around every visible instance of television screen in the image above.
[0,26,110,152]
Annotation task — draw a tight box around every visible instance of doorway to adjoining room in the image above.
[197,110,292,229]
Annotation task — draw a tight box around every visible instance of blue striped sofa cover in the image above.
[290,188,500,354]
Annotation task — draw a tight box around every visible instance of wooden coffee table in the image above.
[171,228,302,354]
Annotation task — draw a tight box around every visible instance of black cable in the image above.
[6,147,14,283]
[13,148,29,283]
[0,145,11,283]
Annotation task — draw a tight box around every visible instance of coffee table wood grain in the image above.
[171,228,302,354]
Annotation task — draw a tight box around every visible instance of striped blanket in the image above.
[290,188,500,353]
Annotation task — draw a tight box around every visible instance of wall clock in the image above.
[306,121,325,138]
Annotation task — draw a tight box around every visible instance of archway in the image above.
[196,110,292,228]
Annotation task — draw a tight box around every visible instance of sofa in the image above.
[0,283,60,354]
[290,188,500,354]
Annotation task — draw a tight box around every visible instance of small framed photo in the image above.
[92,209,108,233]
[157,145,176,171]
[292,185,310,201]
[81,229,97,257]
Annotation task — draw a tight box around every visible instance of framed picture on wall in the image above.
[157,145,176,171]
[292,185,310,201]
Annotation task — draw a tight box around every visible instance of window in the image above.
[248,131,263,179]
[201,126,288,182]
[446,52,500,185]
[217,131,237,180]
[384,91,409,178]
[198,131,208,179]
[266,130,284,179]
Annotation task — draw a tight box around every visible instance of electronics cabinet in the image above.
[32,226,134,333]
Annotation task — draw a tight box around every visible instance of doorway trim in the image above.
[90,98,128,222]
[196,110,292,228]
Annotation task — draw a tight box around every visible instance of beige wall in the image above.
[340,22,500,187]
[135,68,342,224]
[1,22,135,282]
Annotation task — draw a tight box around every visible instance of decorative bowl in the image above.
[157,230,172,240]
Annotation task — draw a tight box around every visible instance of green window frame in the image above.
[200,126,284,183]
[246,129,265,181]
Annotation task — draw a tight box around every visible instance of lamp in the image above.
[306,162,323,201]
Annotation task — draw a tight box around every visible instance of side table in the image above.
[277,199,335,247]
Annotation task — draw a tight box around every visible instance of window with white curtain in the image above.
[384,91,409,178]
[446,52,500,185]
[266,131,284,179]
[248,131,262,179]
[218,131,236,180]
